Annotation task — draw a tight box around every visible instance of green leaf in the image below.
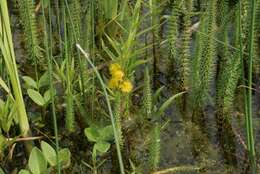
[41,141,57,166]
[84,127,100,142]
[0,132,7,155]
[157,91,186,117]
[153,86,165,102]
[29,147,47,174]
[18,169,30,174]
[42,0,50,8]
[0,167,5,174]
[38,72,49,88]
[43,89,53,103]
[43,89,56,104]
[58,148,71,168]
[22,76,37,89]
[99,125,114,141]
[27,89,46,106]
[0,76,10,94]
[94,142,110,154]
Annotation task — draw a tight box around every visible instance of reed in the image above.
[0,0,31,140]
[245,0,257,172]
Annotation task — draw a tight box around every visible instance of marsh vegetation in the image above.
[0,0,260,173]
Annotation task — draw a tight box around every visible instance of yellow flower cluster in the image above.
[108,63,133,93]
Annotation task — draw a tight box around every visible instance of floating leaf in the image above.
[84,127,100,142]
[99,125,114,142]
[29,147,47,174]
[41,141,57,166]
[27,89,45,106]
[94,141,110,154]
[58,148,71,168]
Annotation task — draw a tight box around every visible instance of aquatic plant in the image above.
[0,0,260,173]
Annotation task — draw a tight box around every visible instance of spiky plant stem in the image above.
[62,2,75,133]
[149,123,161,171]
[114,93,124,147]
[179,0,193,119]
[143,67,152,120]
[191,0,217,129]
[215,0,239,166]
[18,0,41,80]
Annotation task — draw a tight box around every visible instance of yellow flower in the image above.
[108,78,119,89]
[119,80,133,93]
[113,70,124,81]
[109,63,121,74]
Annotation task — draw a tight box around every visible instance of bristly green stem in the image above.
[76,44,125,174]
[41,1,61,173]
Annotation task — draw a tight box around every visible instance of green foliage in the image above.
[0,0,31,138]
[29,147,47,174]
[114,94,124,146]
[179,0,193,90]
[18,170,30,174]
[143,67,152,119]
[1,0,260,173]
[18,142,71,174]
[23,74,55,107]
[102,0,118,19]
[27,89,45,106]
[84,125,114,143]
[0,167,5,174]
[148,123,160,171]
[65,91,75,132]
[191,0,217,108]
[18,0,41,64]
[41,141,57,167]
[0,97,18,133]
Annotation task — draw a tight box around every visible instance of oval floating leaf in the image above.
[58,148,71,168]
[99,125,114,141]
[84,127,100,142]
[41,141,57,166]
[94,141,110,154]
[29,147,47,174]
[27,89,45,106]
